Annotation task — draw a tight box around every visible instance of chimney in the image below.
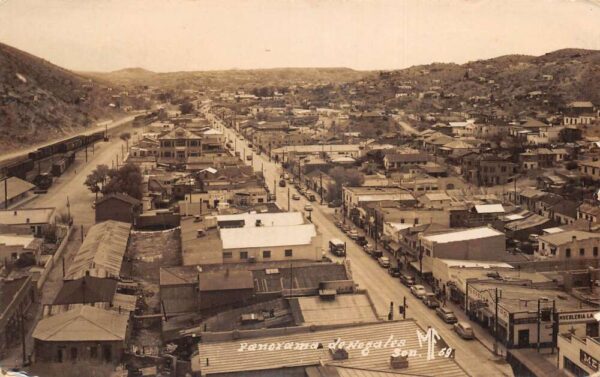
[572,235,577,242]
[390,355,409,369]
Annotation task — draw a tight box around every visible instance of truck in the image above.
[329,238,346,257]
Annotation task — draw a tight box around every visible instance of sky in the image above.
[0,0,599,72]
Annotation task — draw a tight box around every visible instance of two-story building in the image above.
[537,230,600,260]
[158,127,203,161]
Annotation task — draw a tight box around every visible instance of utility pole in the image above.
[495,288,499,354]
[116,154,119,169]
[288,187,291,212]
[85,145,88,163]
[289,262,293,297]
[320,172,323,205]
[3,177,7,209]
[19,306,26,366]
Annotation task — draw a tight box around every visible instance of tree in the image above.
[103,163,143,199]
[120,132,131,151]
[179,101,195,114]
[84,164,110,201]
[325,167,365,202]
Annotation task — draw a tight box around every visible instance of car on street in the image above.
[422,293,440,309]
[304,204,313,211]
[355,236,368,247]
[454,322,475,339]
[292,194,300,200]
[377,256,390,268]
[370,249,383,259]
[400,274,416,286]
[436,307,458,324]
[328,200,341,208]
[347,229,359,240]
[308,194,316,202]
[410,284,427,299]
[279,179,286,187]
[388,266,401,277]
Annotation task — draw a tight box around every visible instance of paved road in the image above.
[206,110,513,377]
[24,122,135,229]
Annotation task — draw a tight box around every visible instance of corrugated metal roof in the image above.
[65,220,131,279]
[195,320,467,377]
[33,306,128,342]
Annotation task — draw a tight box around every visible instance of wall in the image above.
[136,213,180,230]
[223,234,323,263]
[422,234,505,270]
[95,199,135,224]
[34,339,124,364]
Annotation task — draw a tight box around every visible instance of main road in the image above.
[205,109,513,377]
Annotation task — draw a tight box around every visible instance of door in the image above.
[518,329,529,347]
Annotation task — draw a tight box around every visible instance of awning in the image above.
[410,261,431,274]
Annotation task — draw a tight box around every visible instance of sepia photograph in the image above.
[0,1,600,376]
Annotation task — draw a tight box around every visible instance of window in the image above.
[263,250,271,258]
[594,247,598,257]
[579,248,585,257]
[70,347,78,360]
[223,251,232,259]
[285,249,293,257]
[240,251,248,259]
[565,248,571,258]
[90,346,98,359]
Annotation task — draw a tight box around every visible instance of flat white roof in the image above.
[388,222,414,231]
[220,223,316,249]
[504,214,525,221]
[0,234,35,247]
[475,204,505,214]
[440,259,514,269]
[423,227,503,244]
[215,212,304,227]
[543,227,565,234]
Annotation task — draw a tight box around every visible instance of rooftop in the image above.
[220,223,317,249]
[194,320,468,377]
[422,227,504,244]
[474,204,505,214]
[32,306,128,342]
[65,220,131,279]
[293,293,378,326]
[181,217,223,266]
[0,177,35,201]
[538,230,600,246]
[214,211,304,228]
[0,207,55,225]
[52,276,118,305]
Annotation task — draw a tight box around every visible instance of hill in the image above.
[0,43,117,150]
[349,48,600,118]
[84,67,371,90]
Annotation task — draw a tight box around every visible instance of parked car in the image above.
[328,200,342,208]
[362,243,373,251]
[388,266,401,277]
[304,204,313,211]
[422,293,440,309]
[454,322,475,339]
[279,179,286,187]
[370,250,383,259]
[436,307,458,323]
[400,274,416,286]
[410,285,427,299]
[377,256,390,268]
[308,194,316,202]
[355,236,368,247]
[292,194,300,200]
[348,229,359,240]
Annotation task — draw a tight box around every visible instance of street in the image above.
[207,110,514,377]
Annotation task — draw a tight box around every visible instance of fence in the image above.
[36,224,73,290]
